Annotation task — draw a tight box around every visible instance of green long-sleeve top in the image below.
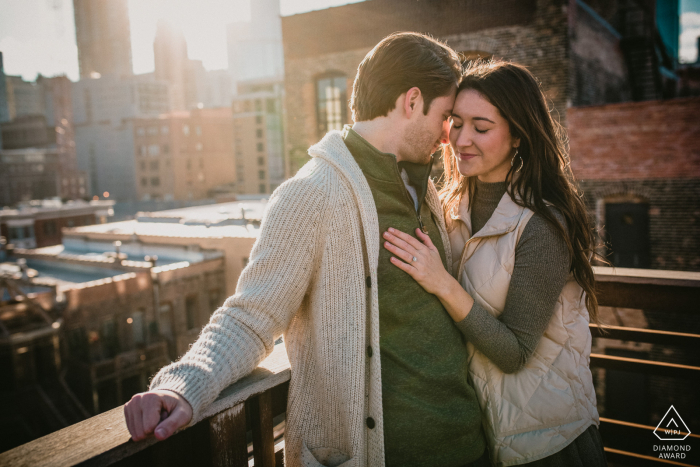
[343,127,485,467]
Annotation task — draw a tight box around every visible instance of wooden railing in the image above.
[590,267,700,467]
[0,267,698,467]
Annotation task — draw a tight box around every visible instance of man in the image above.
[125,32,487,467]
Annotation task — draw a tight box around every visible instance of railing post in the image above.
[209,402,249,467]
[248,389,276,467]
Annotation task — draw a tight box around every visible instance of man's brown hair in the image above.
[350,32,461,122]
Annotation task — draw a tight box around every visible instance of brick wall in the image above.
[282,0,570,175]
[569,97,700,180]
[569,97,700,272]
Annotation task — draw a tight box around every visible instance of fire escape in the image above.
[0,264,90,453]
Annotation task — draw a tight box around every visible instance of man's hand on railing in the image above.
[124,390,193,442]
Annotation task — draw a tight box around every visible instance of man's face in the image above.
[401,88,456,164]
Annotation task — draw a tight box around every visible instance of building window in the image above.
[258,170,266,180]
[257,142,264,152]
[255,115,262,124]
[316,74,347,136]
[161,125,169,135]
[208,289,222,312]
[147,126,158,136]
[130,310,145,346]
[162,144,169,154]
[185,296,198,330]
[256,129,263,138]
[195,126,202,136]
[150,177,160,186]
[183,124,190,136]
[255,99,262,112]
[140,161,146,170]
[257,156,264,166]
[259,184,266,193]
[43,221,58,236]
[9,225,34,240]
[136,127,145,136]
[148,144,160,156]
[266,99,276,113]
[140,145,147,156]
[603,199,650,268]
[141,177,148,187]
[195,142,203,151]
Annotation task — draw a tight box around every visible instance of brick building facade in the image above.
[569,97,700,272]
[132,108,236,201]
[280,0,649,173]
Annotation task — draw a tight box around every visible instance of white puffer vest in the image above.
[448,191,599,467]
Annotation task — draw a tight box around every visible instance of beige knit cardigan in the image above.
[149,130,452,467]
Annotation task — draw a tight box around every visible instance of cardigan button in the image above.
[366,417,375,429]
[367,346,373,358]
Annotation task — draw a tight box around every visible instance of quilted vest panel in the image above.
[451,193,599,466]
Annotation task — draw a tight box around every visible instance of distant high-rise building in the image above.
[132,108,236,201]
[227,0,284,93]
[73,75,170,201]
[154,20,189,110]
[0,52,9,125]
[232,78,285,194]
[73,0,133,79]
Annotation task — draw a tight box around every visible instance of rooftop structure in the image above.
[64,199,266,297]
[0,199,114,250]
[0,149,88,208]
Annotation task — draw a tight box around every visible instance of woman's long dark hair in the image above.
[441,59,602,324]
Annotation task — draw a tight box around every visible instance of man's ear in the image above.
[403,87,422,118]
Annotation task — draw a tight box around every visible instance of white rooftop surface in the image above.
[138,199,268,223]
[70,219,260,239]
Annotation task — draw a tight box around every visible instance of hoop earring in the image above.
[511,148,523,172]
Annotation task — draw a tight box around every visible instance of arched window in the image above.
[316,73,347,136]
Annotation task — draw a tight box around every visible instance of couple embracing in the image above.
[125,32,607,467]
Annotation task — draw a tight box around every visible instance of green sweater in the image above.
[343,128,485,467]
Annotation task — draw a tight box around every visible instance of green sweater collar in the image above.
[342,126,433,208]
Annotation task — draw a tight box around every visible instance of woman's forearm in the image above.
[435,273,475,322]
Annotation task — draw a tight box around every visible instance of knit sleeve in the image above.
[149,161,334,421]
[455,209,571,374]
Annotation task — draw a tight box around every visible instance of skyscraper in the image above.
[227,0,284,92]
[0,52,9,124]
[73,0,133,79]
[154,20,189,111]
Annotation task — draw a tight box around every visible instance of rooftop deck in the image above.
[1,267,699,467]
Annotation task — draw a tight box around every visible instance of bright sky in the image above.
[0,0,698,82]
[0,0,364,81]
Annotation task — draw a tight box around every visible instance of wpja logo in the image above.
[653,405,692,460]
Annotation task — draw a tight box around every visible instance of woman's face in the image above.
[449,89,520,183]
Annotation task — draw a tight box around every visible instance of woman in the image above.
[382,60,607,466]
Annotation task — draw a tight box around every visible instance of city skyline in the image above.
[0,0,364,82]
